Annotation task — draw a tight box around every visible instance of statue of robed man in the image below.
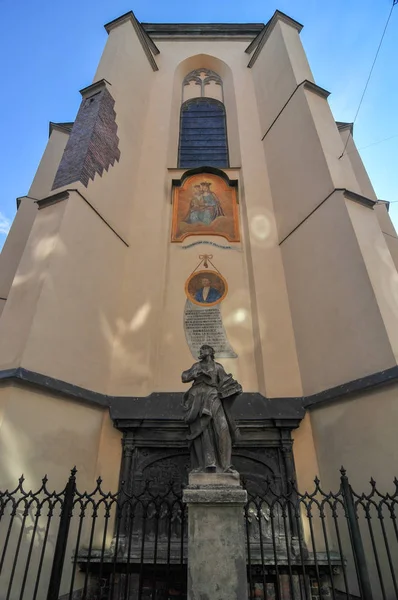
[181,344,242,473]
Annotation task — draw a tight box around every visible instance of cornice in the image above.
[35,189,129,247]
[49,122,74,138]
[245,25,266,55]
[142,22,264,40]
[261,79,330,142]
[303,80,330,99]
[1,365,398,419]
[336,121,354,135]
[279,188,376,246]
[36,190,70,210]
[343,188,377,209]
[376,199,390,212]
[79,78,111,98]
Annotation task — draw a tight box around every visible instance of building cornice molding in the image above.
[36,190,70,210]
[35,189,129,247]
[48,122,74,138]
[104,11,159,72]
[79,78,112,98]
[261,80,330,142]
[142,22,264,40]
[336,121,354,136]
[245,25,266,55]
[343,189,377,209]
[303,80,330,99]
[247,10,303,68]
[1,364,398,419]
[171,166,238,188]
[304,365,398,409]
[279,188,376,246]
[16,195,39,209]
[376,199,390,212]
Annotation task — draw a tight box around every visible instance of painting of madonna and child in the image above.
[171,173,240,242]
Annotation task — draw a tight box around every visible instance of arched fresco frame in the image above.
[171,168,240,242]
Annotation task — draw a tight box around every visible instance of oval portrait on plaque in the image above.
[185,270,228,307]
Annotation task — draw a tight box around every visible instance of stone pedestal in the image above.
[183,472,248,600]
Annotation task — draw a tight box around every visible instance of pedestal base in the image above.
[183,472,247,600]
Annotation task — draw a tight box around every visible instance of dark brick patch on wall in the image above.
[52,84,120,189]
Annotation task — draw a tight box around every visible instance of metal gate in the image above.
[1,468,398,599]
[244,469,398,600]
[0,469,187,600]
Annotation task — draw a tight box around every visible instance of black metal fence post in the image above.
[46,467,77,600]
[340,468,374,600]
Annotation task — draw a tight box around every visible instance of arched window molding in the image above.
[182,69,224,103]
[168,55,241,168]
[178,97,229,169]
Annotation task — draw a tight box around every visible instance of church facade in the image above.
[0,7,398,532]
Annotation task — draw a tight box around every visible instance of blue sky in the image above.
[0,0,397,249]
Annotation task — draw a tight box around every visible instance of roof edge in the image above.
[336,121,354,135]
[49,122,74,138]
[104,11,159,71]
[248,10,303,68]
[376,199,390,212]
[142,22,264,41]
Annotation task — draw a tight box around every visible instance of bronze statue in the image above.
[181,345,242,473]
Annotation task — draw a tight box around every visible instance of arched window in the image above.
[178,98,229,168]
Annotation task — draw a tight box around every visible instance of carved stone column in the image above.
[118,434,135,539]
[281,443,306,557]
[183,472,247,600]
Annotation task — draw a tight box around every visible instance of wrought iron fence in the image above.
[0,470,187,600]
[244,469,398,600]
[1,468,398,600]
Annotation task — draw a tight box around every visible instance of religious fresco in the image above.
[171,173,239,242]
[185,269,227,307]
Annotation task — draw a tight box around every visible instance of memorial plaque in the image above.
[184,300,237,359]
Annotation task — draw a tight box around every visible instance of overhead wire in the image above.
[339,0,397,159]
[345,132,398,155]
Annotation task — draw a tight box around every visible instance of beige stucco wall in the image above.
[250,17,398,394]
[346,199,398,362]
[0,128,70,319]
[374,202,398,272]
[281,192,396,395]
[0,384,120,490]
[0,383,121,598]
[0,191,128,391]
[104,35,302,397]
[29,128,71,199]
[82,19,157,243]
[310,388,398,597]
[1,14,397,400]
[0,199,68,370]
[0,198,37,319]
[251,19,313,139]
[310,385,398,492]
[338,126,377,201]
